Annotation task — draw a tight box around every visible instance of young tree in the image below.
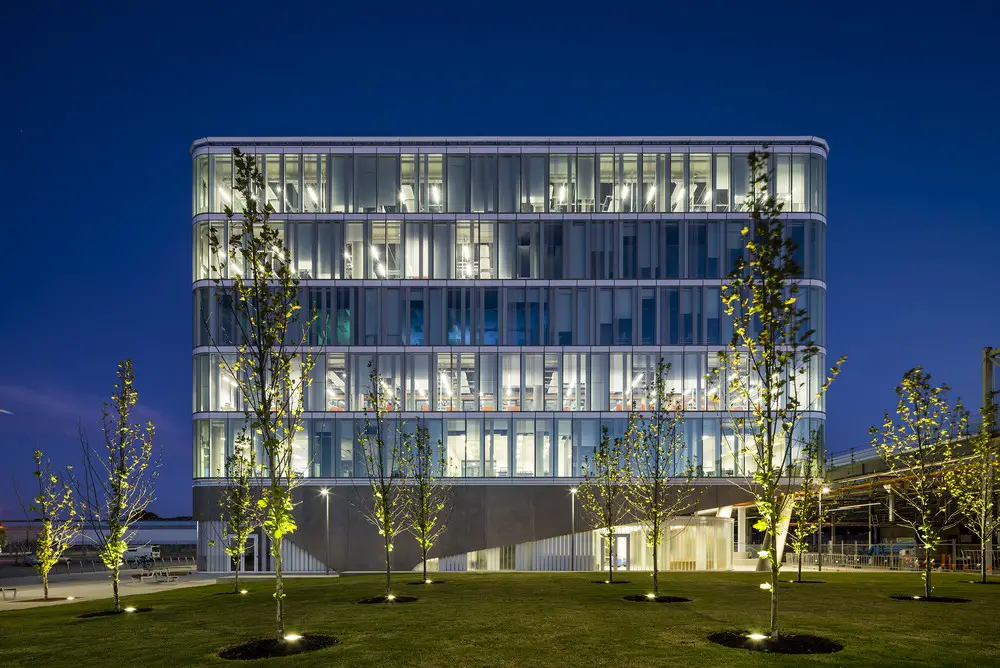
[208,149,315,639]
[948,405,999,584]
[870,367,969,598]
[714,150,845,638]
[78,360,159,612]
[30,450,82,600]
[579,426,632,583]
[403,424,452,584]
[219,445,263,594]
[625,360,699,598]
[786,438,824,583]
[0,526,7,554]
[357,365,411,598]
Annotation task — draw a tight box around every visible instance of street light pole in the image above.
[569,487,578,572]
[320,488,330,575]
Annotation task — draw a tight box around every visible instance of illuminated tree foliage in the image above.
[403,424,452,584]
[219,446,263,594]
[714,151,844,638]
[31,449,81,600]
[579,426,631,583]
[870,367,968,599]
[625,360,699,597]
[357,365,411,597]
[78,360,159,612]
[208,149,315,640]
[786,437,824,583]
[947,405,999,584]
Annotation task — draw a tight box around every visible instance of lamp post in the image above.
[818,486,830,572]
[319,488,330,575]
[569,487,578,572]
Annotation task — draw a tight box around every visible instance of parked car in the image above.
[22,554,72,567]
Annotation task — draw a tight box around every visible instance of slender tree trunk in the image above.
[43,571,49,600]
[234,557,241,594]
[924,549,933,599]
[652,536,659,596]
[423,544,428,583]
[770,558,780,638]
[982,541,989,584]
[112,566,120,612]
[608,534,614,584]
[797,551,802,583]
[384,530,392,596]
[274,536,285,640]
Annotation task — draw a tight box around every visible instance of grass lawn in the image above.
[2,571,998,667]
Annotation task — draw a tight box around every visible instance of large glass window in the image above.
[406,353,430,411]
[521,154,547,212]
[303,155,324,212]
[485,418,510,477]
[470,155,497,213]
[497,155,520,212]
[377,155,399,212]
[405,221,431,278]
[194,154,209,214]
[420,154,444,212]
[714,154,731,212]
[617,153,639,213]
[670,154,686,212]
[524,353,544,411]
[501,353,521,411]
[213,154,233,212]
[283,154,300,213]
[548,154,574,212]
[615,288,633,345]
[598,154,615,211]
[446,155,469,212]
[370,222,401,279]
[590,353,608,411]
[515,419,535,476]
[400,154,417,212]
[577,154,596,212]
[480,353,497,411]
[689,154,712,212]
[330,155,352,213]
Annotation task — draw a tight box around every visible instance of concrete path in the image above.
[0,572,216,611]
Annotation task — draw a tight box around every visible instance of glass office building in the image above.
[190,136,828,572]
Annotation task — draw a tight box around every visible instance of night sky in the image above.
[3,1,997,517]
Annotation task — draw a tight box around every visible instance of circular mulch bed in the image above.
[407,580,447,585]
[592,580,632,585]
[708,630,843,654]
[357,594,418,604]
[77,607,153,619]
[218,634,338,660]
[890,595,970,603]
[964,580,1000,585]
[19,597,79,603]
[623,594,691,603]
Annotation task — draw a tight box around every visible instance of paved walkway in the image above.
[0,572,216,611]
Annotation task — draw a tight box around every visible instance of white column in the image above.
[737,506,748,554]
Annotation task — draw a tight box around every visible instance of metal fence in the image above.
[784,542,999,573]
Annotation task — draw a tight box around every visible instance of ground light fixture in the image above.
[124,606,137,613]
[386,594,396,601]
[283,634,303,643]
[645,593,656,600]
[759,583,772,590]
[66,596,76,601]
[747,633,768,641]
[239,589,248,595]
[425,579,432,584]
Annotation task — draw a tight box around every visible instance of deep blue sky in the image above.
[2,1,997,517]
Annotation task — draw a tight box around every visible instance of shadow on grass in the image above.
[708,630,843,654]
[890,595,970,603]
[218,634,338,660]
[623,594,691,603]
[77,608,153,619]
[358,595,418,604]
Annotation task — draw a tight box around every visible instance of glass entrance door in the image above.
[604,534,630,571]
[231,535,259,573]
